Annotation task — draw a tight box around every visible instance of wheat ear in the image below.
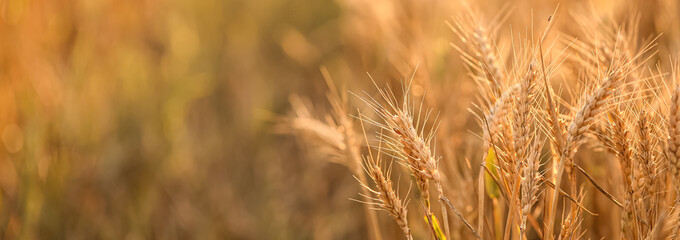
[357,82,449,239]
[356,146,413,240]
[545,65,625,239]
[519,137,542,238]
[667,85,680,195]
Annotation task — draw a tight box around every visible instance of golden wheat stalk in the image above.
[355,149,413,240]
[356,80,450,238]
[545,59,627,239]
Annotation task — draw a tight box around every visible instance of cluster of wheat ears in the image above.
[283,5,680,240]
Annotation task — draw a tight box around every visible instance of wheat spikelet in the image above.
[563,67,625,178]
[449,10,507,101]
[356,81,452,239]
[356,83,437,205]
[483,84,521,186]
[473,24,506,96]
[635,111,654,195]
[356,151,413,240]
[519,137,542,237]
[634,110,655,230]
[545,55,628,239]
[593,107,643,235]
[667,85,680,196]
[608,108,634,190]
[510,59,543,238]
[513,61,539,167]
[640,108,666,227]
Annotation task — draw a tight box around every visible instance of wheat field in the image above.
[282,0,680,239]
[3,0,680,239]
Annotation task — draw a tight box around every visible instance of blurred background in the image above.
[0,0,678,239]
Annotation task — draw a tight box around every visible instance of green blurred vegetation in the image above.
[0,0,346,238]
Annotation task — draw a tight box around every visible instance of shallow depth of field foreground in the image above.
[5,0,680,239]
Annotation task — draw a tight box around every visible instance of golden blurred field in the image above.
[3,0,680,239]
